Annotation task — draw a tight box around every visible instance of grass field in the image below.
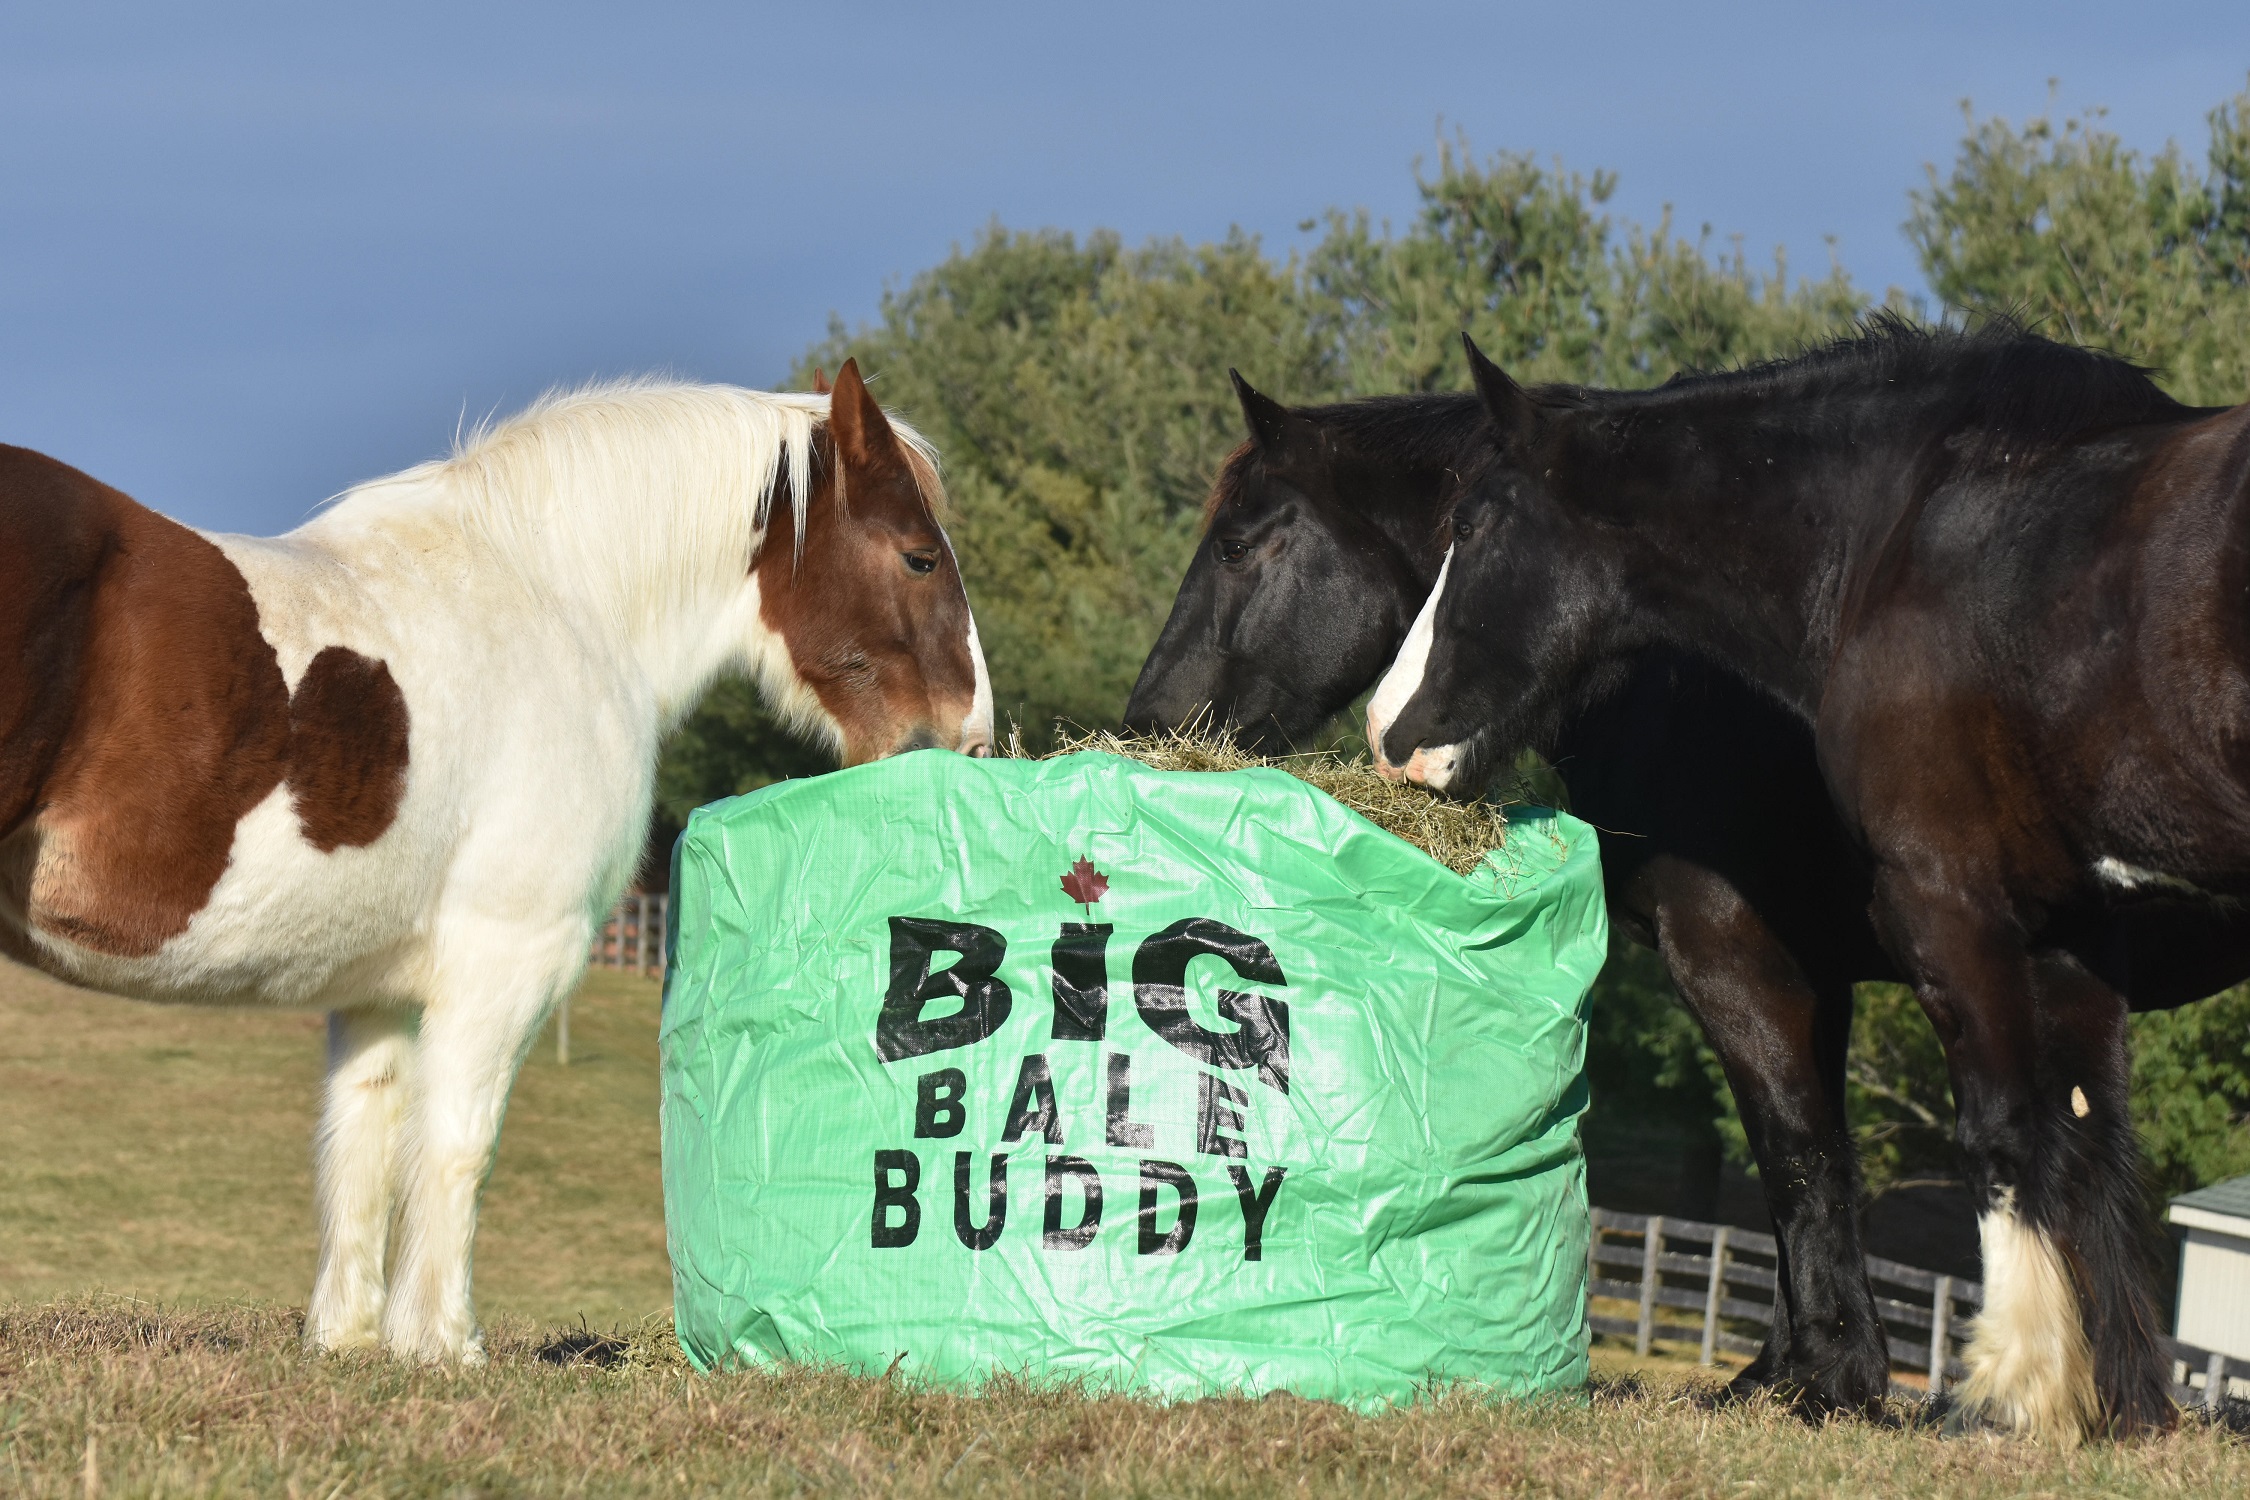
[0,958,670,1322]
[4,958,2246,1496]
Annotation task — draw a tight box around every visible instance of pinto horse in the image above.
[1373,323,2250,1440]
[1124,374,1898,1412]
[0,358,994,1361]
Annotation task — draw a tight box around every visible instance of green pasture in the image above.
[0,959,670,1323]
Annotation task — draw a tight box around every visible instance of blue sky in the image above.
[5,2,2247,535]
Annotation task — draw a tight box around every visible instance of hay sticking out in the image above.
[1043,729,1513,875]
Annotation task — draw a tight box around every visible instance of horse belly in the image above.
[9,783,423,1009]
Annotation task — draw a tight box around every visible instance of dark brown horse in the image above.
[1373,322,2250,1440]
[1125,375,1899,1413]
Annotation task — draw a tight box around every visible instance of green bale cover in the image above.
[660,750,1605,1407]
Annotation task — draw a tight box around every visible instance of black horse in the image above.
[1375,321,2250,1440]
[1125,374,1900,1413]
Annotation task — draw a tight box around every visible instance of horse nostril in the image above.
[966,742,994,759]
[895,726,942,754]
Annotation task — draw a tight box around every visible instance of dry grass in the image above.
[1043,728,1515,874]
[6,961,2247,1495]
[0,958,671,1322]
[4,1298,2247,1498]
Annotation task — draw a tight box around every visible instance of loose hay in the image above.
[1039,728,1514,875]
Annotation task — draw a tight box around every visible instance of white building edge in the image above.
[2170,1173,2250,1373]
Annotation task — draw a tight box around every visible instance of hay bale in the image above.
[1036,728,1513,875]
[664,749,1600,1405]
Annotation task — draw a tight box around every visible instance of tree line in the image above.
[660,84,2250,1208]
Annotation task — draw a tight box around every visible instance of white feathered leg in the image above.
[305,1007,417,1351]
[1954,1189,2098,1441]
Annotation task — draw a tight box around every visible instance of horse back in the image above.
[0,446,408,972]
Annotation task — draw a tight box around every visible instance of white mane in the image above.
[360,377,943,637]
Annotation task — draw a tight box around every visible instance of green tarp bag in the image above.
[660,750,1605,1407]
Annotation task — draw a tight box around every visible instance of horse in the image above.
[1372,322,2250,1440]
[1124,373,1900,1413]
[0,357,994,1362]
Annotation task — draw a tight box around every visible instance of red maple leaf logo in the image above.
[1060,857,1109,914]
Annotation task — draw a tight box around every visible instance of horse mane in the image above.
[358,378,944,630]
[1200,391,1487,530]
[1651,312,2186,457]
[1201,320,2180,530]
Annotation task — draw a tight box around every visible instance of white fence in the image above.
[1590,1206,2249,1408]
[591,892,670,976]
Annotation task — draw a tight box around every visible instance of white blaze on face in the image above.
[1954,1187,2097,1442]
[1366,547,1465,790]
[960,608,995,755]
[942,523,994,756]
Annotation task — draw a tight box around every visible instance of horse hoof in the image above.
[1717,1367,1892,1426]
[303,1330,381,1356]
[1938,1396,2007,1440]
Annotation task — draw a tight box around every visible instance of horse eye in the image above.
[1216,539,1251,565]
[902,551,938,576]
[1452,516,1475,541]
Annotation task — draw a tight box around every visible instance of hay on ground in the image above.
[1039,728,1513,875]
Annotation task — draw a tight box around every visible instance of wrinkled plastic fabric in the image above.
[660,750,1605,1407]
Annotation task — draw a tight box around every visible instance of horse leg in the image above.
[2008,949,2172,1434]
[382,933,568,1362]
[1653,870,1887,1411]
[1759,972,1885,1407]
[305,1006,417,1351]
[1881,891,2170,1439]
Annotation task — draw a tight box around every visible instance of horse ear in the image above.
[811,367,830,395]
[1463,334,1540,449]
[1230,369,1299,453]
[826,357,894,467]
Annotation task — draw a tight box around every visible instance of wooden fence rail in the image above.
[1589,1207,2247,1408]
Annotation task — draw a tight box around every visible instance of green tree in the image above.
[1306,139,1870,396]
[2131,986,2250,1198]
[1909,81,2250,406]
[1839,984,1961,1198]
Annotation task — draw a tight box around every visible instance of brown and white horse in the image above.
[0,358,992,1361]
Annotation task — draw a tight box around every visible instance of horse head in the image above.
[1123,372,1444,754]
[754,358,993,764]
[1370,335,1637,791]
